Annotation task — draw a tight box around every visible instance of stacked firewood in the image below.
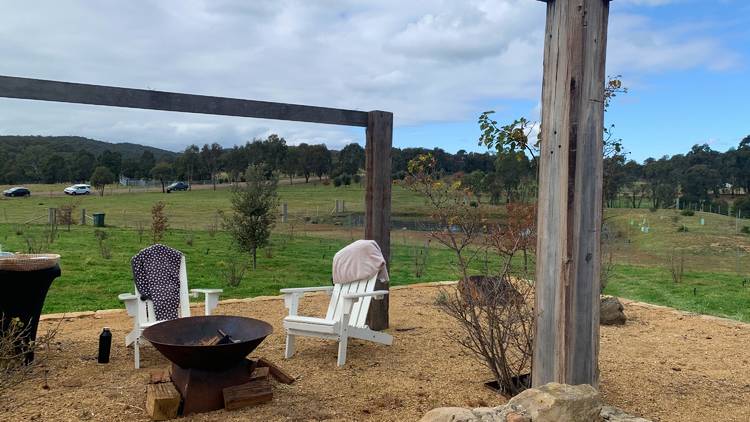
[145,358,294,420]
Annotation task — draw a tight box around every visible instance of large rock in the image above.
[506,383,602,422]
[420,407,478,422]
[419,383,652,422]
[600,295,627,325]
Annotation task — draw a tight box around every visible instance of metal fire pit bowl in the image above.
[142,315,273,370]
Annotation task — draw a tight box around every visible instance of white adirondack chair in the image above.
[118,255,222,368]
[280,274,393,367]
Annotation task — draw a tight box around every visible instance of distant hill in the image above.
[0,135,177,161]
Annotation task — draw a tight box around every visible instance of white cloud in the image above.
[0,0,740,151]
[607,14,739,73]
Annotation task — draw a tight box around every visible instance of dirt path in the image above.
[2,284,749,421]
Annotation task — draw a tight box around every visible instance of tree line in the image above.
[604,136,750,212]
[0,133,508,192]
[7,129,747,213]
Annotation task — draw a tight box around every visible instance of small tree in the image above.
[57,202,78,232]
[151,201,169,243]
[150,162,173,193]
[90,166,115,196]
[224,165,279,270]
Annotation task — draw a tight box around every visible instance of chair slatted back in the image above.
[325,274,378,328]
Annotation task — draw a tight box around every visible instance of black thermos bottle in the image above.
[98,327,112,364]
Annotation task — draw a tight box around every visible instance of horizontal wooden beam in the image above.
[0,75,370,127]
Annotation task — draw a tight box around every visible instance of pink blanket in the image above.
[332,240,389,284]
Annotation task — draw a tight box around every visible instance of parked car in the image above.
[64,184,92,195]
[2,187,31,197]
[166,182,189,193]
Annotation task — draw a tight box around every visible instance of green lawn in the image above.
[604,264,750,322]
[601,208,750,322]
[0,223,482,314]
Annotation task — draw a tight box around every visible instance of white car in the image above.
[64,184,92,195]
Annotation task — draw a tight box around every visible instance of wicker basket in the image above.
[0,254,61,272]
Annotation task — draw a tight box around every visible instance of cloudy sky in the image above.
[0,0,747,161]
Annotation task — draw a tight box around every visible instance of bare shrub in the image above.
[24,232,50,254]
[206,211,220,238]
[405,153,535,395]
[0,316,60,403]
[57,203,77,231]
[221,255,249,287]
[94,230,112,259]
[669,249,685,283]
[498,203,536,272]
[135,221,146,244]
[600,221,617,293]
[440,275,534,396]
[410,240,430,278]
[151,201,169,243]
[286,218,298,240]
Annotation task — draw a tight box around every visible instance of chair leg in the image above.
[337,335,348,367]
[134,338,140,369]
[284,334,296,359]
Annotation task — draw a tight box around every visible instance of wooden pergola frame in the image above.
[1,0,610,387]
[534,0,609,387]
[0,75,393,330]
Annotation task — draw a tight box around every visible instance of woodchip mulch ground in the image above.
[2,283,749,422]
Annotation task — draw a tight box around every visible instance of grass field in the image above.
[0,223,491,314]
[601,208,750,321]
[0,182,457,228]
[1,183,749,322]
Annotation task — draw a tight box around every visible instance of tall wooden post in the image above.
[365,110,393,330]
[533,0,609,387]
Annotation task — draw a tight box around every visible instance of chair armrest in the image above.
[280,286,334,317]
[190,288,223,297]
[118,293,138,317]
[342,290,389,316]
[190,289,222,316]
[118,293,137,301]
[342,290,389,300]
[279,286,334,294]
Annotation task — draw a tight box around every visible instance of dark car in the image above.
[166,182,189,193]
[2,187,31,197]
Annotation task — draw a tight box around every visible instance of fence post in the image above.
[81,209,86,225]
[281,202,288,223]
[48,208,56,225]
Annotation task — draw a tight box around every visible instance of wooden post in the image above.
[48,208,56,225]
[364,110,393,331]
[81,208,87,225]
[281,202,288,223]
[533,0,609,387]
